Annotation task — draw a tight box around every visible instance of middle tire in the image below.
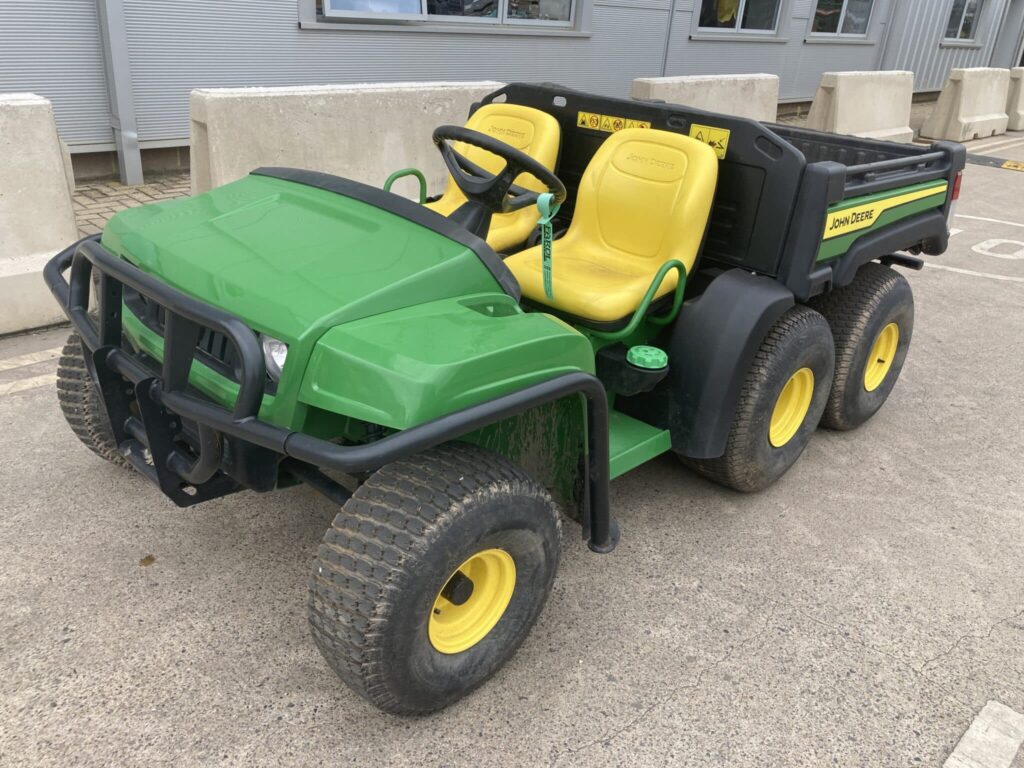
[683,305,835,492]
[307,443,562,715]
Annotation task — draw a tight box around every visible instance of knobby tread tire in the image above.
[683,305,834,492]
[307,443,561,715]
[56,333,131,469]
[809,262,914,430]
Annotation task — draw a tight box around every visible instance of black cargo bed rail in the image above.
[768,122,964,198]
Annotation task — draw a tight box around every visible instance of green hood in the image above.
[101,172,505,344]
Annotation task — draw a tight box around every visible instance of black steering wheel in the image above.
[432,125,566,215]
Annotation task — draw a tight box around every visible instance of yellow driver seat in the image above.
[425,103,561,254]
[504,128,719,324]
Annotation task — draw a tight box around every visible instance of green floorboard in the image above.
[608,410,672,479]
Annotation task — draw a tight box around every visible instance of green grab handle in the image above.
[588,260,687,342]
[383,168,427,203]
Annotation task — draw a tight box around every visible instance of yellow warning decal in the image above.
[1002,159,1024,172]
[577,111,650,133]
[688,124,731,160]
[822,183,948,240]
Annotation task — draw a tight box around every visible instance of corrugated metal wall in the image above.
[881,0,1010,90]
[0,0,111,146]
[664,0,895,100]
[122,0,669,143]
[3,0,1022,147]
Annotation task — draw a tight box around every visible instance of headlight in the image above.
[260,335,288,381]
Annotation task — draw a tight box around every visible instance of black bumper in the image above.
[44,237,617,552]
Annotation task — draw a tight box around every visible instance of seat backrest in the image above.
[438,103,561,205]
[566,128,718,275]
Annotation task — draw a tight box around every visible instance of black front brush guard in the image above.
[44,237,619,553]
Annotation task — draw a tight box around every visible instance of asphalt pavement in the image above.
[1,136,1023,767]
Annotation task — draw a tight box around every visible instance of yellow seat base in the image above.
[506,244,679,324]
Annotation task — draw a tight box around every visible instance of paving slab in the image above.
[0,143,1022,768]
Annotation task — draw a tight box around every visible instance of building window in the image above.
[810,0,873,35]
[944,0,983,41]
[697,0,782,32]
[322,0,573,24]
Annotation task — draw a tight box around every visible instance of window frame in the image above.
[807,0,875,38]
[943,0,984,43]
[694,0,784,36]
[318,0,576,28]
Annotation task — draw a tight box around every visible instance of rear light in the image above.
[951,170,963,201]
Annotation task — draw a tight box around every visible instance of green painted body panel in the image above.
[816,182,948,262]
[607,410,672,479]
[106,173,595,451]
[301,294,594,429]
[105,174,514,430]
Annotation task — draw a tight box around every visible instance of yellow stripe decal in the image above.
[823,183,948,240]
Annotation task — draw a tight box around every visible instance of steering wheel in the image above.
[432,125,566,215]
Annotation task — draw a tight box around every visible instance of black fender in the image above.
[831,210,948,288]
[618,269,794,460]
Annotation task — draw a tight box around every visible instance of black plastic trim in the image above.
[831,211,948,288]
[251,167,521,301]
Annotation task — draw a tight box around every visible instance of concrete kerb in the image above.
[806,71,914,143]
[0,93,79,335]
[189,81,506,196]
[920,67,1010,142]
[629,74,779,122]
[1008,68,1024,132]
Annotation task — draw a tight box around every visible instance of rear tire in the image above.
[682,305,834,492]
[307,443,561,715]
[56,333,130,469]
[809,262,914,431]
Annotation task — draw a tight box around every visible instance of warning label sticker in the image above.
[577,111,651,133]
[688,123,731,160]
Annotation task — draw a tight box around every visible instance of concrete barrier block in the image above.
[630,74,779,122]
[0,93,79,335]
[920,68,1010,142]
[190,81,505,196]
[1009,68,1024,132]
[806,71,914,143]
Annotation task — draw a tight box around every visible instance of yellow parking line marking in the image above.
[956,214,1024,229]
[0,347,62,373]
[0,373,58,396]
[924,263,1024,283]
[944,701,1024,768]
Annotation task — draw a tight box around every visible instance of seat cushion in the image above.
[505,240,679,324]
[505,128,718,324]
[424,103,561,254]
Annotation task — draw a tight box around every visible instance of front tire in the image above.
[307,443,562,715]
[56,333,130,469]
[809,262,914,430]
[683,305,834,492]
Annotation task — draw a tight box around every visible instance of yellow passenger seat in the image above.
[504,128,718,325]
[425,104,561,254]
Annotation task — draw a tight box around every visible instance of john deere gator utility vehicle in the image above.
[46,83,965,714]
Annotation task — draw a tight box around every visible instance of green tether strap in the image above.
[537,192,561,301]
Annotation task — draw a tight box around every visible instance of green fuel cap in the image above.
[626,345,668,370]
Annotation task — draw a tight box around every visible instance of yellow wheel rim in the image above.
[864,322,899,392]
[769,367,814,448]
[428,548,516,655]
